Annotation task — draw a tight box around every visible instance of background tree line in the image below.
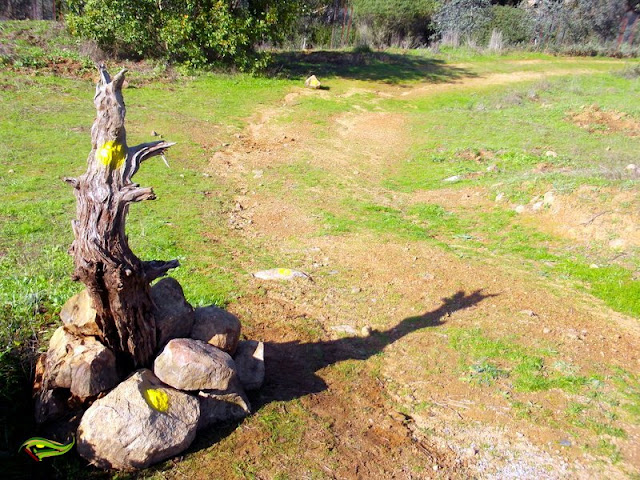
[2,0,639,70]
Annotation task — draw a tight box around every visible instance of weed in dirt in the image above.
[447,327,599,394]
[462,360,509,386]
[611,367,640,421]
[593,439,623,464]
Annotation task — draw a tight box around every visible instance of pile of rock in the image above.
[33,278,264,470]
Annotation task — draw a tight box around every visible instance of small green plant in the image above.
[462,360,508,385]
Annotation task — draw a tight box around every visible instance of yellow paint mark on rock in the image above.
[96,140,126,170]
[143,388,170,412]
[277,268,292,276]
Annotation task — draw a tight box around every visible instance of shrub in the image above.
[65,0,301,70]
[66,0,162,59]
[433,0,492,41]
[531,0,627,46]
[353,0,438,48]
[486,5,533,46]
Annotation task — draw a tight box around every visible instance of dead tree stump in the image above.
[64,66,178,369]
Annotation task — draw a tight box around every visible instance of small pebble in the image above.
[543,327,551,334]
[443,175,462,183]
[515,205,526,214]
[361,326,373,337]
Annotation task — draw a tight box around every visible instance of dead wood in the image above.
[66,65,177,368]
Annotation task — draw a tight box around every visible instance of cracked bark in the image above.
[66,66,178,369]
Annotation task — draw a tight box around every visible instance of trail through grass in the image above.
[2,35,640,478]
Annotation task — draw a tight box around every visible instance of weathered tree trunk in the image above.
[65,66,178,369]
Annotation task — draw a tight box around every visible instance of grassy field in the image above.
[2,20,640,479]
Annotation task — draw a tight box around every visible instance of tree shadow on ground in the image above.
[269,50,476,85]
[190,289,496,459]
[256,289,495,406]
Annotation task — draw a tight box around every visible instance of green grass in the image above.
[384,74,640,190]
[447,327,593,393]
[447,326,636,458]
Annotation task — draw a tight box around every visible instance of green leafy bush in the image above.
[433,0,492,41]
[532,0,626,46]
[485,6,533,46]
[65,0,300,70]
[66,0,162,59]
[353,0,438,47]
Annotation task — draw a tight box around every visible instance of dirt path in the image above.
[200,65,640,479]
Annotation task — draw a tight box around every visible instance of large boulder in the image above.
[154,338,238,391]
[190,306,241,355]
[197,387,251,431]
[77,369,200,470]
[151,277,195,348]
[59,289,100,337]
[44,326,119,398]
[233,340,265,391]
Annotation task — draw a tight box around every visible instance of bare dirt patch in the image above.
[199,64,640,479]
[402,69,598,98]
[529,185,640,251]
[569,104,640,136]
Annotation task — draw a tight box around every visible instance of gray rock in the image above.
[151,278,195,348]
[60,289,100,337]
[252,268,310,281]
[233,340,265,391]
[197,387,251,431]
[34,388,70,424]
[77,369,200,470]
[443,175,462,183]
[154,338,238,391]
[191,306,241,354]
[44,326,119,398]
